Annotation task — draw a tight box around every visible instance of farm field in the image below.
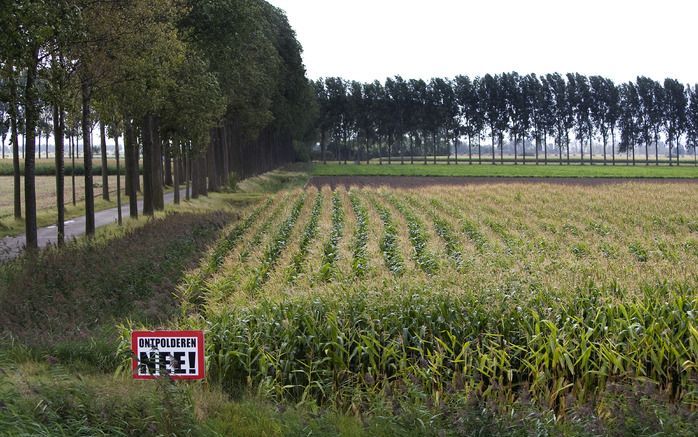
[311,162,698,178]
[177,180,698,427]
[0,158,130,176]
[0,175,147,238]
[1,170,697,435]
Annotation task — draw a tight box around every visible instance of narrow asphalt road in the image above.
[0,190,184,262]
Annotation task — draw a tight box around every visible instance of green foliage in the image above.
[349,191,369,277]
[370,198,405,275]
[311,163,698,178]
[206,283,698,413]
[388,194,438,274]
[287,191,323,282]
[245,194,306,293]
[320,190,344,281]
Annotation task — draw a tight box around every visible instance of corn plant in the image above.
[369,197,405,276]
[319,190,344,281]
[286,192,323,282]
[386,194,438,274]
[349,190,369,277]
[245,193,307,293]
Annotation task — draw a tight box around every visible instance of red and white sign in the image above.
[131,330,205,380]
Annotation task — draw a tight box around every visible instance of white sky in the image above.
[268,0,698,85]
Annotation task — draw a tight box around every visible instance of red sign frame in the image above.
[131,330,205,380]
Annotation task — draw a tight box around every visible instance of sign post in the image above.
[131,330,205,380]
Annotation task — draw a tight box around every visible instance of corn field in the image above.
[177,182,698,412]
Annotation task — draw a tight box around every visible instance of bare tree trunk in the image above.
[185,148,191,201]
[152,116,164,210]
[468,135,472,165]
[173,147,180,205]
[53,103,65,245]
[142,114,154,215]
[114,131,122,225]
[81,77,95,236]
[611,129,616,166]
[410,134,414,164]
[71,135,76,205]
[24,47,40,249]
[9,69,21,219]
[100,121,109,201]
[543,130,547,165]
[124,119,138,218]
[164,142,173,186]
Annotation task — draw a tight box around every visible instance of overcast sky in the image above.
[267,0,697,85]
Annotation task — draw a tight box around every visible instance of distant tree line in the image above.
[0,0,315,249]
[313,73,698,166]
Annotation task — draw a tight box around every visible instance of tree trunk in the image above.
[543,130,547,165]
[81,78,95,236]
[522,135,526,164]
[71,135,76,205]
[410,134,414,164]
[366,137,370,165]
[9,69,21,219]
[142,115,154,215]
[477,135,481,164]
[491,130,496,165]
[611,129,616,166]
[207,131,217,192]
[468,135,472,165]
[152,116,164,210]
[654,137,659,166]
[24,47,40,249]
[124,118,138,218]
[559,136,563,165]
[191,153,199,199]
[580,136,584,165]
[433,132,437,164]
[173,149,180,205]
[164,143,173,186]
[100,121,109,201]
[514,136,518,165]
[53,103,65,245]
[185,148,191,201]
[114,131,122,225]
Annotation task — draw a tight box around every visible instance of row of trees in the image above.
[0,0,315,250]
[313,73,698,165]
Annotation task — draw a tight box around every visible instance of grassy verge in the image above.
[311,163,698,178]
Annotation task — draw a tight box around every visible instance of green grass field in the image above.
[311,162,698,178]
